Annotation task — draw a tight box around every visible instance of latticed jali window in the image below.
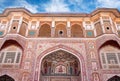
[100,45,120,69]
[0,51,21,64]
[0,45,22,67]
[100,52,120,69]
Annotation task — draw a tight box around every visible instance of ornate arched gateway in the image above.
[34,45,87,81]
[41,50,80,81]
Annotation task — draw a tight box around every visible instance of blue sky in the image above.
[0,0,120,13]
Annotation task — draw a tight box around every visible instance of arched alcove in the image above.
[0,40,23,50]
[71,24,84,37]
[0,40,23,68]
[0,75,15,81]
[99,40,120,69]
[19,22,28,36]
[40,50,81,81]
[55,24,67,37]
[38,24,51,37]
[34,45,86,81]
[107,75,120,81]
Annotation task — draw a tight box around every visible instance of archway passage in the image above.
[0,75,15,81]
[107,75,120,81]
[41,50,81,81]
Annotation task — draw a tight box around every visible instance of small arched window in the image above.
[0,40,22,68]
[99,40,120,69]
[0,45,22,64]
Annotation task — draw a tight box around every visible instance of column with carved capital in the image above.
[51,21,55,37]
[67,21,71,37]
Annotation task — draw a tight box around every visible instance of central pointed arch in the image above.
[34,44,87,81]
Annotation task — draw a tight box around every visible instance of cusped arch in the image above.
[71,24,84,37]
[38,23,51,37]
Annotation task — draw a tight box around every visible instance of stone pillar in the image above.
[36,21,40,29]
[100,17,105,33]
[51,27,55,37]
[17,17,23,33]
[91,22,97,36]
[25,21,31,36]
[8,16,14,32]
[109,17,115,33]
[51,21,55,37]
[67,21,71,37]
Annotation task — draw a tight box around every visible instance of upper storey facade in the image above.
[0,8,120,38]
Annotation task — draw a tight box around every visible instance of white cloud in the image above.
[7,0,39,13]
[43,0,70,12]
[16,0,39,13]
[67,0,93,13]
[96,0,120,8]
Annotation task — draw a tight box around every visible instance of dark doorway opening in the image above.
[107,75,120,81]
[0,75,15,81]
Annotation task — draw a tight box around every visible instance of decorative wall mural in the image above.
[55,65,66,74]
